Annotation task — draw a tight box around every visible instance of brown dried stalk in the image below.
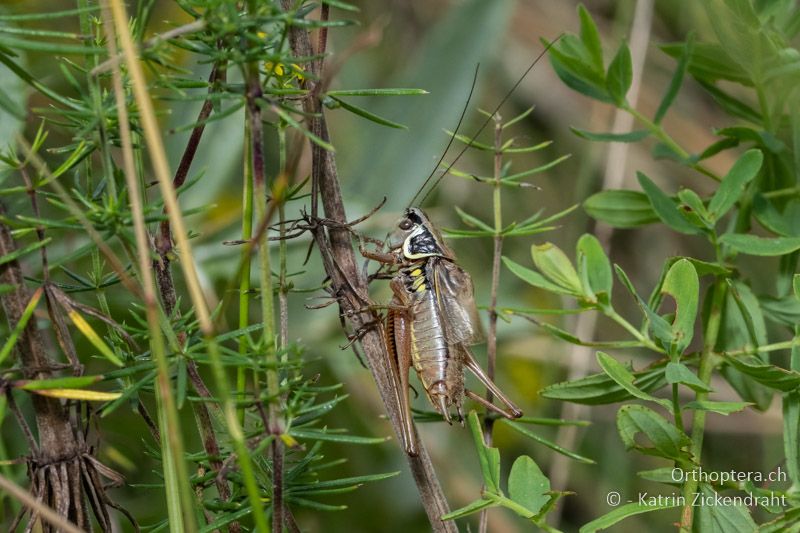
[146,57,239,523]
[0,204,132,531]
[280,4,456,531]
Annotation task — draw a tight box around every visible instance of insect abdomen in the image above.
[408,287,463,403]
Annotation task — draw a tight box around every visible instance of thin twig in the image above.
[280,3,456,531]
[91,19,206,76]
[479,113,504,533]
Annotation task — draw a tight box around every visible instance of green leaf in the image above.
[16,375,102,390]
[636,467,681,485]
[637,172,701,235]
[0,287,42,365]
[508,456,551,515]
[760,294,800,328]
[583,189,658,228]
[665,362,712,393]
[606,41,632,104]
[753,195,800,237]
[468,411,501,493]
[0,6,98,21]
[571,127,649,143]
[696,137,740,162]
[199,508,252,533]
[719,365,774,412]
[685,258,732,277]
[727,280,767,348]
[615,265,674,349]
[578,4,604,72]
[503,256,574,296]
[759,509,800,533]
[783,391,800,489]
[540,364,667,405]
[441,498,494,521]
[579,501,679,533]
[273,106,335,152]
[654,33,693,124]
[66,310,123,367]
[616,404,689,460]
[660,259,699,355]
[719,233,800,256]
[290,471,399,493]
[794,274,800,301]
[696,79,760,122]
[693,484,758,532]
[503,421,595,464]
[596,352,673,411]
[577,234,612,303]
[683,400,752,415]
[0,237,52,267]
[289,429,388,444]
[715,127,785,154]
[454,206,494,232]
[325,88,428,96]
[547,34,611,103]
[677,188,710,226]
[531,243,582,295]
[101,369,157,417]
[0,35,105,55]
[320,0,361,12]
[707,149,763,222]
[500,154,571,181]
[328,95,407,129]
[659,41,751,86]
[723,355,800,391]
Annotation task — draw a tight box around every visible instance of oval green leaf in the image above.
[508,455,551,515]
[584,189,658,228]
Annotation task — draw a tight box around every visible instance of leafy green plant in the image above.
[429,107,587,531]
[0,1,430,531]
[504,2,800,530]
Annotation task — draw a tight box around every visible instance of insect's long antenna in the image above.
[408,64,480,208]
[416,35,563,207]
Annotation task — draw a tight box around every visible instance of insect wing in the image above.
[430,258,485,345]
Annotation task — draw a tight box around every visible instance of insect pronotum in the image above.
[360,40,560,456]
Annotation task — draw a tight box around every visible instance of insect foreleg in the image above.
[462,349,523,419]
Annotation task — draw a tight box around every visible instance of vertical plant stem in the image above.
[106,1,269,530]
[278,124,290,352]
[679,280,726,531]
[79,0,117,201]
[244,4,282,527]
[479,114,504,533]
[238,124,254,425]
[99,4,196,529]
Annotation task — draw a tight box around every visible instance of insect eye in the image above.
[399,219,413,230]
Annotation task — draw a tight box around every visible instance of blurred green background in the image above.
[0,0,784,531]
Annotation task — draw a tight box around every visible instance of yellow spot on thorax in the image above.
[416,284,426,293]
[411,268,422,277]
